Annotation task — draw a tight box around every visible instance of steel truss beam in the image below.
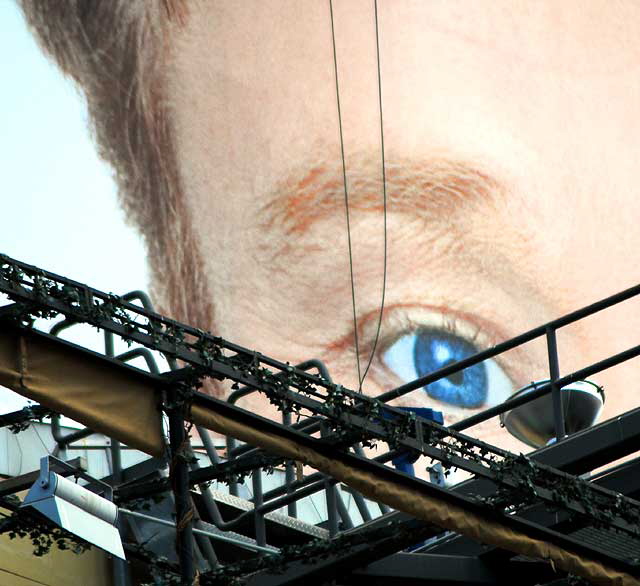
[1,254,639,540]
[242,519,440,586]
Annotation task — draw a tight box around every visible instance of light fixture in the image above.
[21,456,125,559]
[500,379,604,448]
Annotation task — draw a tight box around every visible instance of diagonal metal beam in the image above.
[242,519,439,586]
[349,552,557,585]
[0,405,52,429]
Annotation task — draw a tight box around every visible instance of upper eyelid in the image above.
[360,304,492,357]
[359,304,523,392]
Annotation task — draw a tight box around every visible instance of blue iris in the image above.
[413,329,487,408]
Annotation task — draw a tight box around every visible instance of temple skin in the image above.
[166,0,640,454]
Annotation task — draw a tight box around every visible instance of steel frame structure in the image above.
[1,253,640,585]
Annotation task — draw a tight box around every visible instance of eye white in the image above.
[383,334,419,382]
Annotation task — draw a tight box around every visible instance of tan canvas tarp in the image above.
[192,404,638,586]
[0,325,164,457]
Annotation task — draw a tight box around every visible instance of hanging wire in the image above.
[329,0,363,389]
[359,0,388,389]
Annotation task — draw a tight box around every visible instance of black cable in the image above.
[360,0,388,389]
[329,0,363,389]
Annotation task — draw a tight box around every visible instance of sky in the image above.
[0,2,150,412]
[0,1,148,291]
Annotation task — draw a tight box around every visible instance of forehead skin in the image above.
[166,1,640,439]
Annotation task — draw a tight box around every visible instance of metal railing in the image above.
[378,281,640,439]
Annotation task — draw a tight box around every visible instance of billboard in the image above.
[4,1,640,458]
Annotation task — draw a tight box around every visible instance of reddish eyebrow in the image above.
[260,157,504,235]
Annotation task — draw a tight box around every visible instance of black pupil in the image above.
[444,360,464,386]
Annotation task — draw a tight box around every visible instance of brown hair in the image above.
[17,0,213,331]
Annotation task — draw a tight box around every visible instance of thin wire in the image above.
[329,0,362,389]
[360,0,388,389]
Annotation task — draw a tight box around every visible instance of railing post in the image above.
[546,326,566,441]
[283,409,298,518]
[168,396,195,585]
[321,424,339,536]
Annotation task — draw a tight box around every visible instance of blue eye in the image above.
[382,327,513,410]
[413,329,486,408]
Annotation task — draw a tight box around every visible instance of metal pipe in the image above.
[168,403,195,585]
[350,488,372,523]
[111,440,123,483]
[116,348,161,375]
[105,330,132,586]
[546,326,566,441]
[120,509,278,555]
[190,464,330,532]
[50,414,95,457]
[378,502,390,515]
[189,458,226,527]
[49,318,77,337]
[193,525,219,571]
[196,426,221,464]
[335,489,354,530]
[252,471,267,546]
[104,330,115,358]
[282,410,297,518]
[351,445,372,522]
[257,478,331,515]
[120,290,155,311]
[326,479,339,537]
[189,490,219,571]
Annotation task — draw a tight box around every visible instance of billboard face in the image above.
[7,2,640,455]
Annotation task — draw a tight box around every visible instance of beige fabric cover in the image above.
[0,325,164,457]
